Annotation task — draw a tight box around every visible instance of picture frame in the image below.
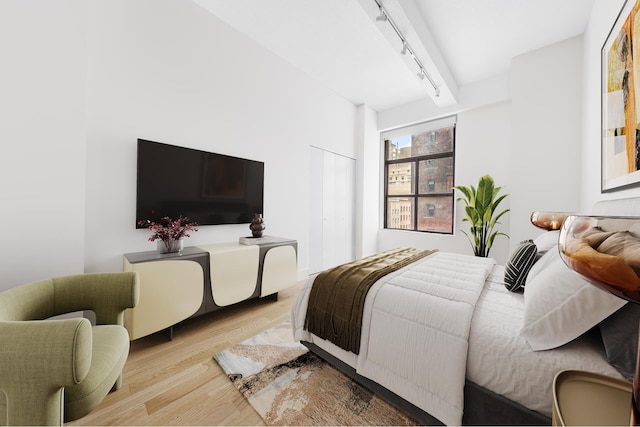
[602,0,640,192]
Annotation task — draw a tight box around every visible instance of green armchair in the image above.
[0,272,139,426]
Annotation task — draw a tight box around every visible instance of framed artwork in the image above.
[602,0,640,192]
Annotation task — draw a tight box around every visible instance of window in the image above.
[383,116,456,233]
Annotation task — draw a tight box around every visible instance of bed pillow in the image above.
[599,302,639,382]
[521,249,626,351]
[598,231,640,276]
[533,230,560,255]
[579,226,617,248]
[504,240,537,292]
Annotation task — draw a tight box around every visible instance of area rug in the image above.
[213,322,418,426]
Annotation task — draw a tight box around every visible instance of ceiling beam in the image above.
[358,0,458,107]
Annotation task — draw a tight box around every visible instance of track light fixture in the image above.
[373,0,440,97]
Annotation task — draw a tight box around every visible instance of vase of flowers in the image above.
[138,216,198,254]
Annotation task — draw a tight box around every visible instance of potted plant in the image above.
[454,174,509,257]
[138,216,198,254]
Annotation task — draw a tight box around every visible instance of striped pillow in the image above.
[504,240,538,292]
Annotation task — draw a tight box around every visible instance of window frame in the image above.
[382,118,456,234]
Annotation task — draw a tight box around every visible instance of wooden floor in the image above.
[68,281,305,426]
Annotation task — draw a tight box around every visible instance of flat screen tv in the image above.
[136,139,264,227]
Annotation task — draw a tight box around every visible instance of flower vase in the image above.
[157,238,183,254]
[250,213,265,238]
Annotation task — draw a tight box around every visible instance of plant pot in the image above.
[157,238,183,254]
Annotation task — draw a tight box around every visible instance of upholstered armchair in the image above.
[0,272,139,426]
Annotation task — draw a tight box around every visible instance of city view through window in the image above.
[384,124,455,233]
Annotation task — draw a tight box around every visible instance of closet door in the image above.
[309,147,355,274]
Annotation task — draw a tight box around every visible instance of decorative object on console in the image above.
[156,238,183,254]
[559,215,640,422]
[137,215,198,254]
[454,174,510,257]
[239,235,281,245]
[249,213,265,238]
[530,211,572,231]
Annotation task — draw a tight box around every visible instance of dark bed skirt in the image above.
[302,341,551,426]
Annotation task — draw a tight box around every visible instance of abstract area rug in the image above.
[213,322,418,426]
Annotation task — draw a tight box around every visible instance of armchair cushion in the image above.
[64,325,130,421]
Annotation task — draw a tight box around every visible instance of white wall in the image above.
[355,105,380,258]
[84,0,357,277]
[509,35,584,246]
[581,0,640,209]
[0,0,87,291]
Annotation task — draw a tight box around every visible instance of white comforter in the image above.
[293,252,495,426]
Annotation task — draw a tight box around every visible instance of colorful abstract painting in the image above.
[603,0,640,191]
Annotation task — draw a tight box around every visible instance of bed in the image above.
[292,197,640,425]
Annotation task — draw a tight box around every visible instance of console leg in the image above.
[167,326,173,341]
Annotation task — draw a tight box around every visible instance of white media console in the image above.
[123,236,297,340]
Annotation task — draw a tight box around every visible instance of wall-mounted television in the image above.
[136,139,264,227]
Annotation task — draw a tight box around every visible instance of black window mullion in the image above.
[383,123,455,233]
[414,159,420,232]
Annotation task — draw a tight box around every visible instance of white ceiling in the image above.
[193,0,596,112]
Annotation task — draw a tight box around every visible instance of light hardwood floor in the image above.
[68,281,305,426]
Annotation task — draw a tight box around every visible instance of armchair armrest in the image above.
[53,272,140,325]
[0,318,92,426]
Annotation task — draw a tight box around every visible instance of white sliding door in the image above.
[309,146,355,274]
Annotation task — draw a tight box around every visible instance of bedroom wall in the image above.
[509,35,584,246]
[0,0,88,291]
[84,0,357,276]
[355,104,380,259]
[581,0,640,209]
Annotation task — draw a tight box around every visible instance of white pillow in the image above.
[521,249,625,351]
[533,230,560,253]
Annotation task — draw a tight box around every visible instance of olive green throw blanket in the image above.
[305,247,436,354]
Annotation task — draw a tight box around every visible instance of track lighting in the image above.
[373,0,439,97]
[375,7,387,21]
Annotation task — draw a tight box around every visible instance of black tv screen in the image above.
[136,139,264,227]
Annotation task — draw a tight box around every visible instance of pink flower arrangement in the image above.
[138,216,198,243]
